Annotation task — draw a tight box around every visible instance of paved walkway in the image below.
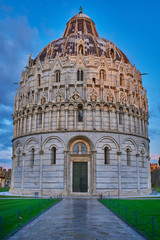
[9,198,144,240]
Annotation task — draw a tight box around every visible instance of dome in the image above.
[34,9,129,64]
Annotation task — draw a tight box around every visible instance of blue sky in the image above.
[0,0,160,169]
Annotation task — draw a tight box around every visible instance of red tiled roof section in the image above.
[118,49,129,64]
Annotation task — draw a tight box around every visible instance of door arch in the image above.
[67,137,95,195]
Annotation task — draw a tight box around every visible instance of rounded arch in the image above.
[67,135,95,152]
[95,136,120,151]
[139,141,148,154]
[42,136,65,150]
[121,138,138,154]
[23,137,40,152]
[15,140,22,148]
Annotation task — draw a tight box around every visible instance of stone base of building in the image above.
[9,188,152,197]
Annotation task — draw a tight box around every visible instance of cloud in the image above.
[0,146,12,160]
[150,153,160,161]
[0,14,40,161]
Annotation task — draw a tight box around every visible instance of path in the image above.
[9,198,145,240]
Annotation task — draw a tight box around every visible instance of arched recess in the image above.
[66,135,95,194]
[95,136,119,192]
[120,138,137,190]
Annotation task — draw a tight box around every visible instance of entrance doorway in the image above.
[73,162,88,192]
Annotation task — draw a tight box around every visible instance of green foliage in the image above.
[0,198,60,239]
[0,188,9,192]
[99,199,160,240]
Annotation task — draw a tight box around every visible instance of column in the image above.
[101,107,104,130]
[117,151,122,196]
[129,114,132,132]
[21,153,26,194]
[116,111,119,131]
[91,150,97,194]
[74,108,77,129]
[83,107,87,130]
[49,110,52,130]
[24,115,27,134]
[13,122,16,138]
[57,108,60,129]
[147,156,151,191]
[109,109,112,130]
[39,149,44,195]
[29,114,32,132]
[64,151,68,192]
[92,107,95,130]
[16,120,19,136]
[42,111,44,131]
[123,112,126,132]
[135,116,137,134]
[10,155,16,191]
[20,117,23,135]
[136,153,140,193]
[35,112,37,132]
[65,108,68,130]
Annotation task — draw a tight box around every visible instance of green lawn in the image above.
[0,188,9,192]
[0,198,60,239]
[99,199,160,240]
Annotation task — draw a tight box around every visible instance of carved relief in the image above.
[70,89,82,102]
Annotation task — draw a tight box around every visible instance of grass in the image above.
[99,198,160,240]
[0,198,60,239]
[0,188,9,192]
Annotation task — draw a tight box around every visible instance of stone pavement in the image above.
[9,198,145,240]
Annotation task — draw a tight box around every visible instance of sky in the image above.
[0,0,160,169]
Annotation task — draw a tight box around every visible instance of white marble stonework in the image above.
[10,9,151,196]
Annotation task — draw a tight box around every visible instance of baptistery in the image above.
[10,8,151,196]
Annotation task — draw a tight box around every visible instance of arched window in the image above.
[51,147,56,164]
[17,150,20,167]
[38,74,41,87]
[126,148,131,166]
[120,74,124,86]
[73,142,87,154]
[77,70,83,81]
[111,48,114,58]
[31,148,35,167]
[78,105,83,122]
[119,107,123,125]
[104,147,110,164]
[55,70,60,82]
[99,70,105,80]
[38,108,42,125]
[78,45,83,55]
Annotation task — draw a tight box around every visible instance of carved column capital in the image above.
[117,151,122,156]
[39,149,44,155]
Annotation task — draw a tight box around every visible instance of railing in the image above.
[99,197,160,240]
[0,197,61,239]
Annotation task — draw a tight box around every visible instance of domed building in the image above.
[10,8,151,196]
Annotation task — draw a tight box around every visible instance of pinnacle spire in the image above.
[79,6,82,13]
